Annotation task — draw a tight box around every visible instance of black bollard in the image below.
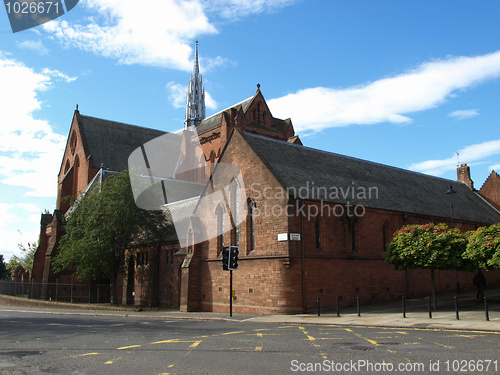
[484,297,490,321]
[402,296,406,318]
[357,297,360,317]
[427,296,432,319]
[317,297,320,316]
[454,296,460,320]
[336,297,340,317]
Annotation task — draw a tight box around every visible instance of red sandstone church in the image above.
[32,45,500,314]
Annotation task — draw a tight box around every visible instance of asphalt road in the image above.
[1,310,499,374]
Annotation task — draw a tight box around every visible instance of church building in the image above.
[32,44,500,313]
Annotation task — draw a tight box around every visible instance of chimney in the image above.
[457,163,474,189]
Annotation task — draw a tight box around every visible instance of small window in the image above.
[216,204,225,256]
[247,199,255,253]
[136,252,149,266]
[315,218,321,251]
[70,131,77,155]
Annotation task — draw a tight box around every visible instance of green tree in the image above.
[385,223,470,308]
[463,223,500,269]
[53,170,169,305]
[4,241,38,278]
[17,241,37,275]
[0,254,7,279]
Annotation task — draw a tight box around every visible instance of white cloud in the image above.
[43,0,294,70]
[44,0,218,70]
[449,109,479,120]
[489,164,500,172]
[205,91,217,110]
[201,0,296,19]
[17,40,49,55]
[268,51,500,133]
[0,54,70,197]
[166,81,187,109]
[41,68,78,83]
[409,139,500,176]
[0,227,40,261]
[166,81,218,110]
[16,203,41,213]
[0,203,19,228]
[0,204,41,260]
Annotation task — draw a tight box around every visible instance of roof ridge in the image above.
[80,114,166,133]
[201,95,255,122]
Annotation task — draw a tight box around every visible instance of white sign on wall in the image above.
[277,233,288,241]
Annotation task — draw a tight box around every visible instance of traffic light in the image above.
[228,246,239,270]
[221,247,229,270]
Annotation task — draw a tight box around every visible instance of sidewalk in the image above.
[1,289,499,332]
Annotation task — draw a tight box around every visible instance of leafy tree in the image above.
[16,241,37,275]
[0,254,7,279]
[53,170,169,305]
[385,223,470,308]
[463,223,500,269]
[4,241,38,278]
[6,255,21,278]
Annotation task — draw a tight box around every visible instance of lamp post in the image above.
[446,185,460,295]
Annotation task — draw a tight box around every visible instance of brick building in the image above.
[33,46,500,313]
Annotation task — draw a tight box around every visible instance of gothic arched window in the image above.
[230,179,239,246]
[247,199,255,254]
[216,204,225,256]
[315,217,321,251]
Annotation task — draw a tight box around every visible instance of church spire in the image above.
[193,40,199,75]
[185,41,206,130]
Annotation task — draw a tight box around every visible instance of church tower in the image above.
[185,41,206,129]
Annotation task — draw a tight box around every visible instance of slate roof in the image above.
[196,96,254,135]
[78,114,166,171]
[241,132,500,225]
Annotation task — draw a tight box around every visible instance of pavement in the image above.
[1,288,499,332]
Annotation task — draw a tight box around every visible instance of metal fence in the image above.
[0,279,111,304]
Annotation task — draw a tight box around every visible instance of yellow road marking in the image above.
[448,334,484,338]
[345,328,379,346]
[117,345,141,350]
[222,331,245,335]
[434,342,454,349]
[189,340,202,349]
[104,356,122,365]
[72,352,99,358]
[255,345,262,352]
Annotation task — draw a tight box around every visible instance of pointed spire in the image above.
[185,41,206,129]
[193,40,199,75]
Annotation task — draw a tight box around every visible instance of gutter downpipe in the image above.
[300,199,306,313]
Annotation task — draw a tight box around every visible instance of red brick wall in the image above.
[479,171,500,211]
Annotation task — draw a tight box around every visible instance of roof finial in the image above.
[76,104,79,112]
[256,83,261,92]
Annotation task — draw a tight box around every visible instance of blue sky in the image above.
[1,0,500,261]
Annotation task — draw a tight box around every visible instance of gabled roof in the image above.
[241,132,500,225]
[77,113,166,171]
[196,95,255,134]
